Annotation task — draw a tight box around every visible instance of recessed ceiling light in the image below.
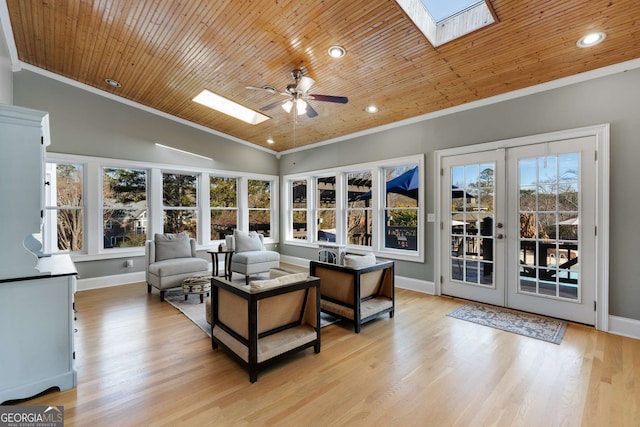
[193,89,270,125]
[365,105,379,113]
[328,45,346,58]
[267,138,275,144]
[577,32,606,48]
[105,78,121,87]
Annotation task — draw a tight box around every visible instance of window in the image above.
[248,179,271,237]
[346,171,372,247]
[210,176,237,240]
[316,176,336,242]
[291,179,308,240]
[163,173,197,237]
[45,153,278,259]
[283,155,423,261]
[103,167,148,248]
[384,165,419,251]
[397,0,496,47]
[44,162,83,252]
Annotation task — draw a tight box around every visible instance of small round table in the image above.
[182,275,212,303]
[207,248,234,279]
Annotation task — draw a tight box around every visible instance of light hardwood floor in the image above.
[15,279,640,426]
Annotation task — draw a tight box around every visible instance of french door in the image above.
[440,136,597,325]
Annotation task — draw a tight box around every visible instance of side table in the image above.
[207,248,234,279]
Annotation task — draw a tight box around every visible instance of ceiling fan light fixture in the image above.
[296,99,307,115]
[328,45,346,58]
[577,32,606,48]
[282,100,294,113]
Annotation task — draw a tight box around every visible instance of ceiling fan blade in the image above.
[246,85,278,94]
[297,76,315,93]
[260,99,289,111]
[308,94,349,104]
[305,103,318,118]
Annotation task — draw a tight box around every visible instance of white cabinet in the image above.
[0,104,51,279]
[0,255,77,403]
[0,104,76,403]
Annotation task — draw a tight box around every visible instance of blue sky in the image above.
[420,0,481,22]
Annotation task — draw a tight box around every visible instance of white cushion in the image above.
[250,272,308,291]
[154,232,191,261]
[343,253,377,268]
[234,230,264,252]
[276,272,308,285]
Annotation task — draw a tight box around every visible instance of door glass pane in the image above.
[518,154,580,301]
[449,162,495,287]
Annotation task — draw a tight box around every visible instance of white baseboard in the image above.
[77,271,146,291]
[280,254,311,268]
[281,254,435,294]
[608,315,640,340]
[395,276,435,295]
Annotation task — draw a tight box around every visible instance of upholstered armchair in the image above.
[310,254,395,333]
[226,230,280,285]
[145,232,209,301]
[210,269,321,382]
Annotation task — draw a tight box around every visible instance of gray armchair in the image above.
[146,233,209,301]
[226,230,280,285]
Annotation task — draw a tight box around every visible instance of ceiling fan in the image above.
[247,69,348,118]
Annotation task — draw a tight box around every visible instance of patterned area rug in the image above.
[165,290,211,337]
[165,289,340,338]
[447,302,567,344]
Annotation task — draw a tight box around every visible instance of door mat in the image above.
[447,302,567,344]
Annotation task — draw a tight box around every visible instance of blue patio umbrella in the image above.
[356,166,419,200]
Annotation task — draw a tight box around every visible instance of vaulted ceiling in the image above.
[5,0,640,152]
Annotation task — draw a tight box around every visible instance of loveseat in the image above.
[145,233,209,301]
[209,269,321,382]
[310,254,394,333]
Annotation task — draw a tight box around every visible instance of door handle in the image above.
[496,233,504,239]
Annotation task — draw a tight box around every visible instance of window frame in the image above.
[282,154,424,262]
[45,153,278,261]
[209,175,239,241]
[161,170,198,238]
[289,178,309,242]
[101,166,149,250]
[43,161,85,254]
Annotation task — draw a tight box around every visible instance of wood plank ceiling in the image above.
[6,0,640,152]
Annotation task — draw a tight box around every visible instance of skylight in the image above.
[420,0,483,22]
[193,90,270,125]
[396,0,496,47]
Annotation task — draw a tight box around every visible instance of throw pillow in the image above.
[269,268,294,279]
[276,272,308,285]
[344,252,377,269]
[234,230,264,252]
[250,273,308,291]
[249,278,281,291]
[154,232,192,261]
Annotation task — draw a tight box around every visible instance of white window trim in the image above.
[46,153,278,261]
[282,154,424,263]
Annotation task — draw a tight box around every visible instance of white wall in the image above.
[0,5,14,104]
